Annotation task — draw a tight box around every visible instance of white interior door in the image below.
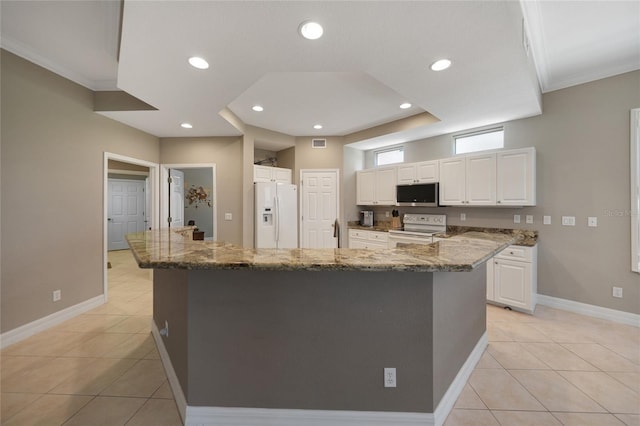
[108,179,146,250]
[301,170,339,248]
[169,169,185,227]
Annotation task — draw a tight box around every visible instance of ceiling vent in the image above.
[312,139,327,148]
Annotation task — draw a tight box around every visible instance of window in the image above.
[376,147,404,166]
[631,109,640,272]
[455,128,504,155]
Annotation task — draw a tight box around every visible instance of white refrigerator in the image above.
[254,182,298,248]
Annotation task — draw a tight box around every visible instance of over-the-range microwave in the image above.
[396,182,439,207]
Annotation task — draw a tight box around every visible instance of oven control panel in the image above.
[402,214,447,226]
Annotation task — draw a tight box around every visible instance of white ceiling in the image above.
[2,1,638,151]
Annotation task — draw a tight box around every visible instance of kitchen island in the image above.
[127,228,514,426]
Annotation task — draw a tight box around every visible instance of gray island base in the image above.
[127,228,512,425]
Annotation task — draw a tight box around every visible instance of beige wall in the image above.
[1,50,160,332]
[276,146,295,172]
[293,137,345,180]
[159,137,244,246]
[359,71,640,314]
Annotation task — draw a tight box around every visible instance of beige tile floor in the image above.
[1,249,638,425]
[1,250,181,426]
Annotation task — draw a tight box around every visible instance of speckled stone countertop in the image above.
[126,227,514,272]
[347,221,537,247]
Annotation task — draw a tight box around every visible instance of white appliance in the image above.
[254,182,298,248]
[388,213,447,247]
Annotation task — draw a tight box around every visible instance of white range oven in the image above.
[388,214,447,247]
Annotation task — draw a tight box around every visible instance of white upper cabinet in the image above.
[356,167,396,205]
[439,147,535,207]
[439,157,466,205]
[396,160,439,184]
[356,169,376,205]
[466,153,497,205]
[439,153,496,206]
[497,147,536,206]
[253,165,292,183]
[376,167,397,205]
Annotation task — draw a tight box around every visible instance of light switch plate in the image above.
[588,217,598,227]
[514,215,521,224]
[562,216,576,226]
[224,213,232,221]
[460,213,466,221]
[543,216,551,225]
[526,215,533,224]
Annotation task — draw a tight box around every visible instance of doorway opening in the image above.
[103,153,159,300]
[107,167,148,251]
[161,164,217,240]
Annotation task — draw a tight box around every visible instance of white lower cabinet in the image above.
[348,229,389,249]
[486,245,537,313]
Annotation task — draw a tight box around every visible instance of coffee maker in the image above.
[359,210,373,227]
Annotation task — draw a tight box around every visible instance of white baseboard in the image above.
[0,295,105,349]
[154,325,487,426]
[152,321,188,423]
[433,332,488,425]
[185,406,433,426]
[537,294,640,327]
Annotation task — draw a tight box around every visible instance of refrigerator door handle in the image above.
[274,195,280,243]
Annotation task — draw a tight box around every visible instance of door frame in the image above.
[103,152,159,300]
[299,169,340,248]
[160,163,217,239]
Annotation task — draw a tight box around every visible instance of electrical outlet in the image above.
[384,368,396,388]
[460,213,466,221]
[385,211,390,218]
[588,217,598,227]
[52,290,61,302]
[514,215,521,224]
[612,287,623,298]
[543,216,551,225]
[526,215,533,224]
[224,213,232,221]
[562,216,576,226]
[160,320,170,337]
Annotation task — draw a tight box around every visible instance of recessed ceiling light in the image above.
[188,56,209,70]
[252,105,264,112]
[399,102,412,109]
[181,123,193,129]
[430,59,452,71]
[313,124,323,130]
[299,21,323,40]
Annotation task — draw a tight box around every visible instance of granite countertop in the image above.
[348,221,538,247]
[126,227,514,272]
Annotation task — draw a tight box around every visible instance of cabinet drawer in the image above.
[348,229,389,242]
[495,245,534,262]
[369,232,388,242]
